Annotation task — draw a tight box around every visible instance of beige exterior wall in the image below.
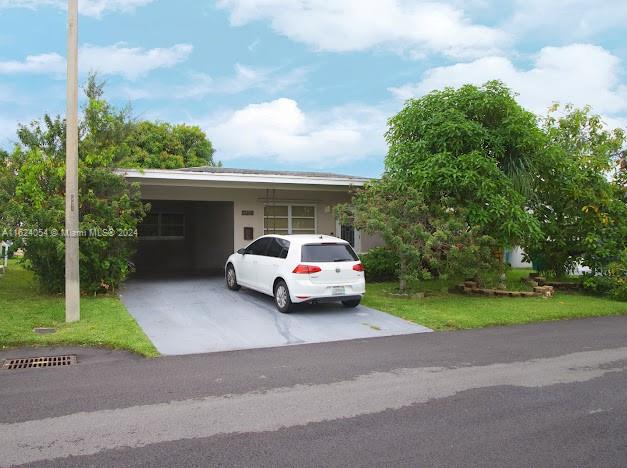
[138,184,381,252]
[360,231,383,251]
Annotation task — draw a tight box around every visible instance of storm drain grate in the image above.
[1,355,77,370]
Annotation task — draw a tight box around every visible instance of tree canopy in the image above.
[523,105,626,281]
[338,81,544,290]
[118,121,216,169]
[343,81,625,295]
[384,81,543,247]
[2,74,218,293]
[386,80,544,194]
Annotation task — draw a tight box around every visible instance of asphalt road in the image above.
[1,316,626,467]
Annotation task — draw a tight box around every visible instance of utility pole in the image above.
[65,0,80,322]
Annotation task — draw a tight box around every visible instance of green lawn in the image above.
[0,260,158,357]
[363,269,627,330]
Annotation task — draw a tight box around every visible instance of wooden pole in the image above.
[65,0,80,322]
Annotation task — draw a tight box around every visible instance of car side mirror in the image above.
[237,248,246,255]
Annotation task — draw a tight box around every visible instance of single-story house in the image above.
[119,166,382,275]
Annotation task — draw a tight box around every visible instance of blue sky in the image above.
[0,0,626,177]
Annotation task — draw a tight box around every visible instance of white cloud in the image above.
[389,44,627,119]
[203,63,308,95]
[200,98,387,165]
[508,0,627,39]
[119,63,309,100]
[216,0,507,59]
[0,43,193,80]
[0,53,65,75]
[178,64,279,98]
[80,43,193,80]
[0,0,153,17]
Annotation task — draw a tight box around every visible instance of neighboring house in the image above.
[504,246,591,275]
[120,167,382,275]
[504,246,532,269]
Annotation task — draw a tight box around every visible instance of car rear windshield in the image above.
[301,243,359,262]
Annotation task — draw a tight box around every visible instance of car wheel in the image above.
[225,264,241,291]
[274,280,293,313]
[341,298,361,308]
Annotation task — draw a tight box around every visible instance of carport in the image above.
[118,167,430,355]
[134,200,234,276]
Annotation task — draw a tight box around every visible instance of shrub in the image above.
[11,147,146,294]
[582,249,627,301]
[5,77,149,294]
[360,247,399,282]
[582,275,615,295]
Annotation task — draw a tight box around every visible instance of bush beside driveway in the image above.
[0,261,158,357]
[363,270,627,331]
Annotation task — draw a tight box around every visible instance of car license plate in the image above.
[332,286,345,296]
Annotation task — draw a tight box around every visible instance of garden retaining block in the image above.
[456,283,553,298]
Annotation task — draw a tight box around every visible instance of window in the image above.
[301,243,358,262]
[264,205,316,235]
[246,237,272,256]
[264,206,289,235]
[291,206,315,234]
[138,212,185,240]
[266,238,290,259]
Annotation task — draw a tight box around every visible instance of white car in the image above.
[225,234,366,313]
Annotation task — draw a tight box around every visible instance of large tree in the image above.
[7,80,146,293]
[118,121,217,169]
[338,81,542,290]
[386,80,545,197]
[3,75,218,293]
[523,105,627,277]
[383,81,542,247]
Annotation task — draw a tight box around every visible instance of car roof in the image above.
[259,234,349,245]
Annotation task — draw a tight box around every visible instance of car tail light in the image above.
[353,262,365,272]
[292,264,322,274]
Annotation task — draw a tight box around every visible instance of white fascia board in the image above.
[115,169,370,188]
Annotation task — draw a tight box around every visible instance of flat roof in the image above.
[181,166,368,180]
[118,167,371,189]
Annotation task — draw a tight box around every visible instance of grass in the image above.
[0,260,158,357]
[363,269,627,330]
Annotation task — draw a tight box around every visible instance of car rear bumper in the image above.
[302,294,362,304]
[290,278,365,303]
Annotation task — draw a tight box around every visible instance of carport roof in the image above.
[181,166,368,180]
[118,167,372,189]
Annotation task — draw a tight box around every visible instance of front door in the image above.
[336,221,361,253]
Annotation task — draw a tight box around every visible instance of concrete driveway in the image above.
[120,277,431,355]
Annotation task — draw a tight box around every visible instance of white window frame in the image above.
[139,212,185,241]
[264,204,317,235]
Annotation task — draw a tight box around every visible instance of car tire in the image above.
[274,280,293,313]
[341,298,361,308]
[225,264,241,291]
